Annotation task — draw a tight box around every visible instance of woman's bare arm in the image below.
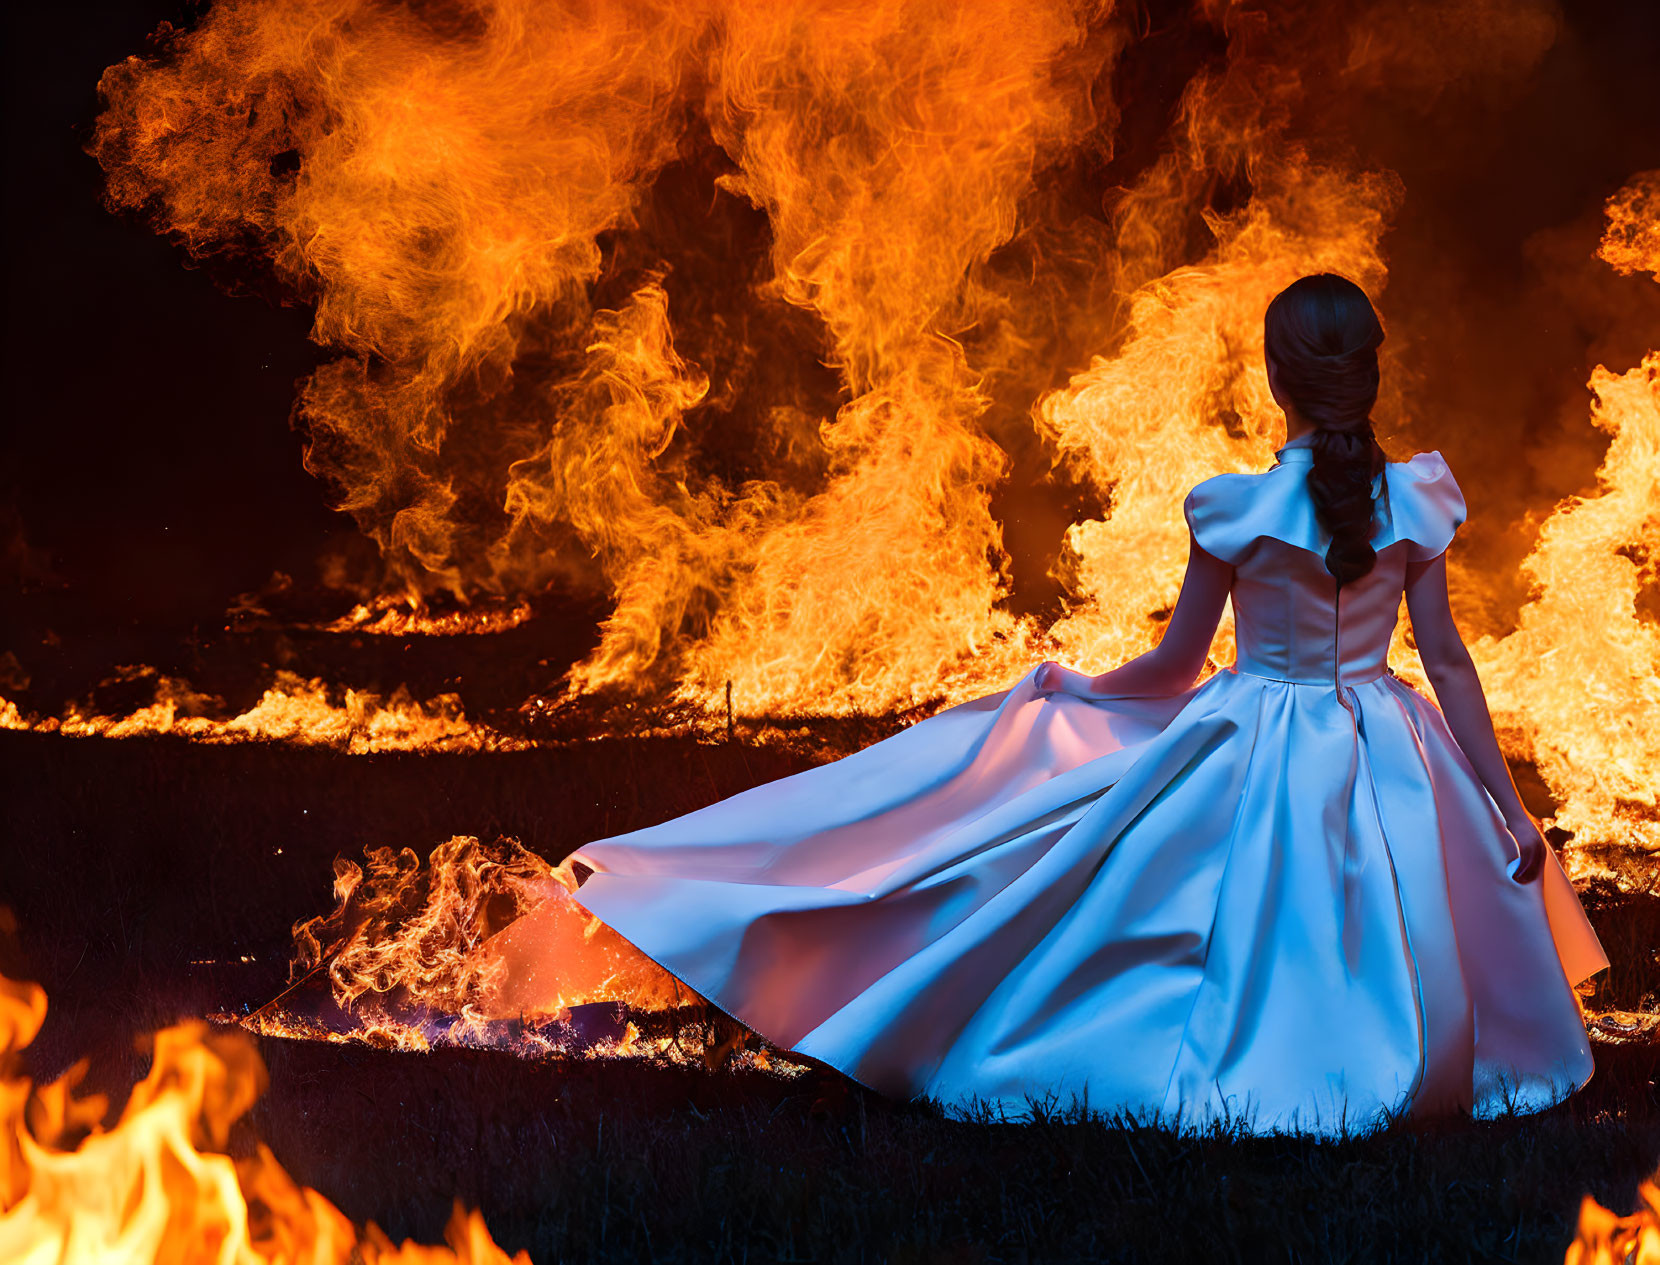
[1035,534,1233,700]
[1404,549,1548,882]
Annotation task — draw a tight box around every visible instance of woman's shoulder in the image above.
[1182,465,1315,564]
[1388,448,1460,488]
[1384,449,1467,560]
[1183,448,1467,564]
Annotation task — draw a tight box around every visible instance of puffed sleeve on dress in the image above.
[1387,451,1468,562]
[1182,473,1261,565]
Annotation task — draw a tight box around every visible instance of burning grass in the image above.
[1,665,529,754]
[4,727,1658,1262]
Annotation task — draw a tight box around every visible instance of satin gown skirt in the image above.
[545,665,1600,1134]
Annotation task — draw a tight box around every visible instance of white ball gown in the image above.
[492,436,1609,1136]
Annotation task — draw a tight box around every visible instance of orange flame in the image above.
[1599,170,1660,281]
[1469,174,1660,883]
[0,964,528,1262]
[290,837,682,1029]
[6,669,524,753]
[322,597,535,636]
[74,5,1660,883]
[1565,1175,1660,1265]
[89,0,1111,713]
[264,837,780,1067]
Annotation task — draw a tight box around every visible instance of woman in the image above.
[490,273,1607,1135]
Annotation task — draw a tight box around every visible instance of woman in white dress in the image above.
[492,273,1607,1136]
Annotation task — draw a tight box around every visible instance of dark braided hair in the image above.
[1263,274,1388,587]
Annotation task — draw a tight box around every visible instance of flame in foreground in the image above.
[0,966,527,1262]
[0,955,1646,1262]
[1565,1174,1660,1265]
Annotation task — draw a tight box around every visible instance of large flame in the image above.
[1468,172,1660,882]
[73,4,1660,879]
[0,962,528,1261]
[87,0,1112,715]
[1469,353,1660,877]
[90,0,1114,716]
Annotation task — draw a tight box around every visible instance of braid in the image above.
[1309,420,1386,586]
[1264,275,1388,587]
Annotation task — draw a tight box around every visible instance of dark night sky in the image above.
[3,1,1659,662]
[1,3,343,643]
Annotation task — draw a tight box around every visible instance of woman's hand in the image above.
[1033,661,1063,694]
[1033,661,1099,700]
[1505,811,1550,884]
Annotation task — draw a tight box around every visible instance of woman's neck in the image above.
[1280,407,1316,444]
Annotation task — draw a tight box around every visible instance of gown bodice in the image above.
[1183,438,1467,686]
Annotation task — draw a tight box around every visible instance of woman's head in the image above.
[1263,273,1388,587]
